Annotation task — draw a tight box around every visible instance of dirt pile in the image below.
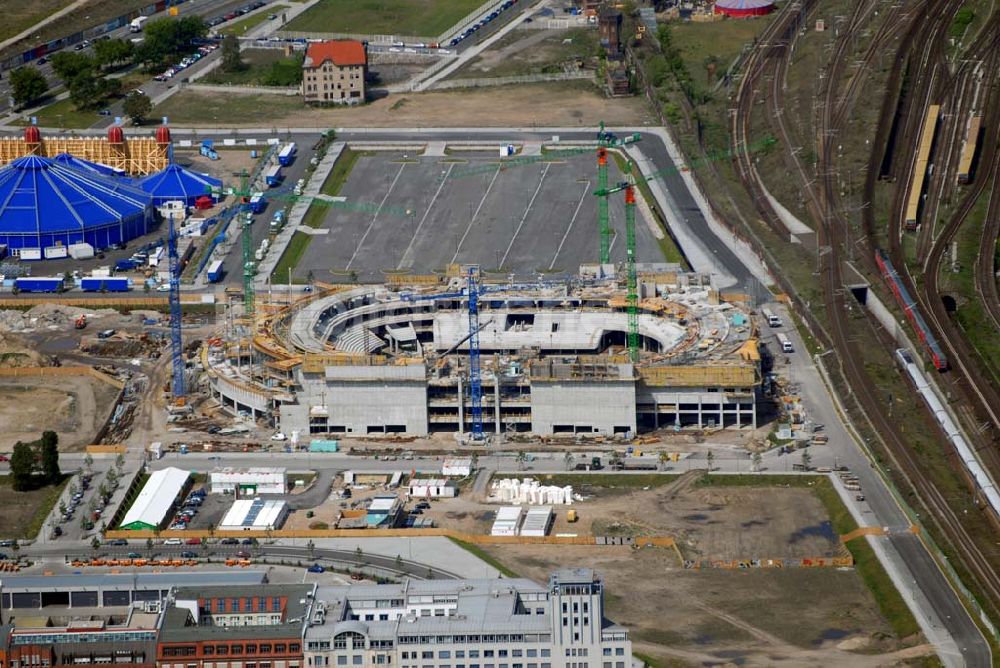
[0,304,119,332]
[0,331,53,368]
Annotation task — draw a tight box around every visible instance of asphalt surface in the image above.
[296,152,662,283]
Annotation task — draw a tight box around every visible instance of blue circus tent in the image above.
[137,163,222,206]
[52,153,127,179]
[0,155,153,252]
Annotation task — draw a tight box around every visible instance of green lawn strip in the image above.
[697,474,920,638]
[285,0,485,37]
[447,537,519,578]
[271,231,311,284]
[220,6,289,37]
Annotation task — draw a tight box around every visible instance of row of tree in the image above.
[10,431,61,492]
[8,15,208,117]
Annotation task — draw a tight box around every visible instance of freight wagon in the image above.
[277,143,297,166]
[875,250,948,370]
[265,165,282,187]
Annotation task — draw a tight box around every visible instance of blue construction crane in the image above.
[167,213,185,399]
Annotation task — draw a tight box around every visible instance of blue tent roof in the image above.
[0,155,151,236]
[138,163,222,205]
[52,153,126,179]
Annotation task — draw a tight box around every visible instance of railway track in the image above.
[728,0,1000,636]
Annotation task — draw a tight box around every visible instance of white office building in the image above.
[408,478,458,498]
[303,570,632,668]
[210,467,287,495]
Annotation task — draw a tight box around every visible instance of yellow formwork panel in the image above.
[639,364,757,387]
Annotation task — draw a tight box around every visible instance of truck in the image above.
[14,277,63,293]
[130,15,148,32]
[115,258,138,272]
[622,456,658,471]
[590,456,603,470]
[762,307,781,327]
[81,276,130,292]
[148,442,163,459]
[277,142,297,166]
[207,260,224,283]
[264,165,282,187]
[776,332,793,353]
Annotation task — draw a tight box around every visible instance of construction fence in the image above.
[0,365,124,388]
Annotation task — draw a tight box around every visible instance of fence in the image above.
[425,70,592,91]
[185,83,300,96]
[0,365,124,388]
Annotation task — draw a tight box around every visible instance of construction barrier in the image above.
[85,444,127,455]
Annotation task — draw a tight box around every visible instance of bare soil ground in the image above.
[420,473,842,560]
[155,82,655,128]
[176,148,259,182]
[0,375,119,452]
[455,27,600,78]
[485,545,930,667]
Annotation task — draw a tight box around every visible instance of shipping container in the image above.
[43,245,68,259]
[277,142,297,166]
[249,193,266,214]
[15,277,64,293]
[18,248,42,261]
[81,276,130,292]
[115,259,137,272]
[309,439,339,453]
[207,260,224,283]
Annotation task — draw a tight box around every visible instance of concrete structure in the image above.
[302,40,367,105]
[0,571,267,610]
[210,467,287,495]
[407,478,457,498]
[491,506,523,536]
[521,506,554,537]
[218,498,289,531]
[442,457,473,477]
[0,125,170,175]
[304,570,632,668]
[209,269,761,438]
[120,467,191,531]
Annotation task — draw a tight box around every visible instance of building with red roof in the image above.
[302,40,367,105]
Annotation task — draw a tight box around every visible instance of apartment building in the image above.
[302,41,367,105]
[303,569,631,668]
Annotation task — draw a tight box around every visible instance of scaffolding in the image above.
[0,136,168,175]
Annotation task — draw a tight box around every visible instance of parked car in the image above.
[235,550,251,558]
[241,537,256,545]
[220,538,239,545]
[52,526,62,537]
[0,455,8,462]
[164,538,183,545]
[186,538,202,545]
[308,563,325,573]
[180,551,198,558]
[127,552,141,559]
[110,538,128,546]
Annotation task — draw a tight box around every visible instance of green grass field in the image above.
[220,5,289,36]
[201,48,301,86]
[155,91,304,125]
[16,96,99,129]
[284,0,485,37]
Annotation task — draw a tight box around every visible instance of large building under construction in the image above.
[204,265,763,438]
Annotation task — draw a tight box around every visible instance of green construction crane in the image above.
[593,167,639,363]
[595,121,641,264]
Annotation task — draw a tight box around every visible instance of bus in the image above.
[776,332,793,353]
[265,165,282,187]
[249,193,266,214]
[277,142,297,166]
[761,308,781,327]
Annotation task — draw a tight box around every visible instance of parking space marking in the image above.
[398,163,455,269]
[346,163,406,270]
[451,165,502,264]
[549,180,590,270]
[500,163,550,268]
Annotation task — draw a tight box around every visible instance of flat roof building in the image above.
[303,570,631,668]
[210,467,287,496]
[119,467,190,531]
[491,506,523,536]
[218,498,288,531]
[366,495,400,527]
[442,457,473,477]
[407,478,457,498]
[521,506,554,537]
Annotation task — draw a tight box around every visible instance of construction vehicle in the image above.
[74,314,87,329]
[590,456,603,470]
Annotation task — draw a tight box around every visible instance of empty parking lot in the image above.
[294,152,667,282]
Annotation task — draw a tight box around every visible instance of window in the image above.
[615,664,624,668]
[602,650,611,657]
[526,651,536,658]
[233,646,244,655]
[469,652,480,659]
[337,658,346,666]
[422,653,433,660]
[498,652,508,658]
[291,645,301,653]
[484,651,494,658]
[540,651,550,658]
[205,647,215,656]
[275,645,286,653]
[603,663,612,668]
[353,657,362,665]
[512,652,522,658]
[247,646,258,655]
[439,652,451,659]
[402,653,409,660]
[260,645,271,653]
[456,652,465,659]
[217,647,229,656]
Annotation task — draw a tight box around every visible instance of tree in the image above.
[146,537,154,552]
[751,452,763,473]
[51,52,96,83]
[115,453,125,470]
[395,554,403,570]
[658,451,670,470]
[705,450,715,472]
[10,441,35,491]
[9,67,48,107]
[58,501,67,516]
[221,34,245,73]
[91,536,101,552]
[141,16,207,65]
[515,451,527,470]
[41,431,60,483]
[123,91,153,125]
[93,38,134,69]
